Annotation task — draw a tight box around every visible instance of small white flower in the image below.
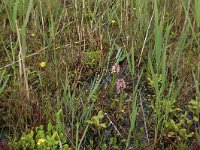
[112,64,120,73]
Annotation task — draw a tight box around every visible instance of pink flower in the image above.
[116,79,126,92]
[112,64,120,73]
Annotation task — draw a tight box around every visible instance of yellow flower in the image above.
[111,20,116,24]
[31,33,36,37]
[40,61,46,67]
[37,138,45,145]
[120,109,125,113]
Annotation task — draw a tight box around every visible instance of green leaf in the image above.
[98,123,106,128]
[48,121,53,134]
[86,120,94,125]
[193,116,199,122]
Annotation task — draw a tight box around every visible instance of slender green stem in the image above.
[119,89,124,110]
[110,73,116,94]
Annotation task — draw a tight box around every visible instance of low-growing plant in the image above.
[163,102,196,144]
[86,110,106,133]
[10,110,70,150]
[189,99,200,146]
[1,0,200,149]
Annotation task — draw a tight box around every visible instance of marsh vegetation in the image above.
[0,0,200,149]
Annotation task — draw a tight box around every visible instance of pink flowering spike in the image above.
[112,64,120,73]
[116,79,126,92]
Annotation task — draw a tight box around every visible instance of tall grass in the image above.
[0,0,200,149]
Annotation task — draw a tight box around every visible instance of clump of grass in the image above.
[0,0,200,149]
